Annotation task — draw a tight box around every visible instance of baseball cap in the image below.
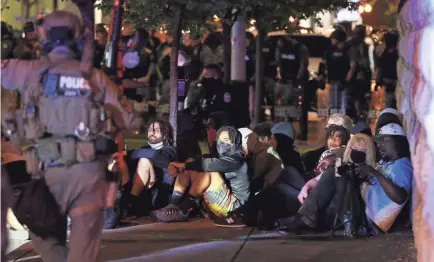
[271,122,295,140]
[238,128,253,150]
[377,123,406,137]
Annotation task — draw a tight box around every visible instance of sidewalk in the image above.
[6,218,416,262]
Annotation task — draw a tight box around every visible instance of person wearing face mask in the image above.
[205,111,233,156]
[278,134,376,234]
[152,126,250,227]
[185,64,234,119]
[121,28,153,100]
[118,119,177,218]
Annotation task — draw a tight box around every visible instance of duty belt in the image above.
[24,136,116,174]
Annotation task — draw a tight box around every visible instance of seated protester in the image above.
[206,111,233,156]
[238,128,283,193]
[361,123,412,232]
[121,119,177,218]
[239,128,305,228]
[271,122,305,175]
[374,108,403,133]
[278,134,376,235]
[152,126,250,227]
[298,123,351,203]
[302,114,353,173]
[252,122,274,145]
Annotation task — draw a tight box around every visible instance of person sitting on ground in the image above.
[278,134,376,235]
[239,128,284,193]
[361,123,412,232]
[239,128,306,228]
[152,126,250,227]
[252,122,274,145]
[298,122,351,204]
[271,122,305,175]
[120,119,177,218]
[302,114,353,173]
[206,111,233,155]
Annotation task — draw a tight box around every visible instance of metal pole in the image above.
[231,9,246,82]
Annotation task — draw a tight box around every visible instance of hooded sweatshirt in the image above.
[246,133,284,192]
[185,126,250,204]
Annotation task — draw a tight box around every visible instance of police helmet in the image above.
[330,29,347,42]
[352,24,366,38]
[383,30,399,48]
[1,21,13,38]
[23,21,35,33]
[40,10,82,53]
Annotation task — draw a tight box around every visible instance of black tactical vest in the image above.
[326,46,350,81]
[279,43,300,80]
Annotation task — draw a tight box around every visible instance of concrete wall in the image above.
[396,1,434,261]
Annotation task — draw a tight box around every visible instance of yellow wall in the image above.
[1,0,69,30]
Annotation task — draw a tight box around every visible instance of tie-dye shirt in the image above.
[361,157,413,232]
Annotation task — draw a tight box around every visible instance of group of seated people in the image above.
[110,107,413,236]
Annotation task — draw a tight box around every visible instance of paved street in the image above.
[6,219,415,262]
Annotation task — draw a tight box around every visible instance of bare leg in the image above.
[130,158,155,196]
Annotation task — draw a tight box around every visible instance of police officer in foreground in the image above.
[275,35,309,140]
[323,28,351,114]
[1,10,135,262]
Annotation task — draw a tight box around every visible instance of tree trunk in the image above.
[253,27,264,125]
[169,5,184,143]
[231,9,246,82]
[222,9,232,84]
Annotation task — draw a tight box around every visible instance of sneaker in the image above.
[213,213,246,228]
[151,204,189,223]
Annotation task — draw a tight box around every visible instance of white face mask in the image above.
[149,141,163,150]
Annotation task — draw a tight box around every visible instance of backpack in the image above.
[11,178,66,240]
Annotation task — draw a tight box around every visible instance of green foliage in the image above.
[97,0,355,36]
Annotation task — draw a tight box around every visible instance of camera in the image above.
[337,162,358,177]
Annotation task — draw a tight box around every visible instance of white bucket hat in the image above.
[377,123,406,137]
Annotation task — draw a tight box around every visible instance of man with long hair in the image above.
[120,119,177,218]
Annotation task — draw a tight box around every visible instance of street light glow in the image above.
[364,3,372,13]
[288,16,295,23]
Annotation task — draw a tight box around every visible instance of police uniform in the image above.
[275,38,309,140]
[324,45,350,113]
[1,11,135,262]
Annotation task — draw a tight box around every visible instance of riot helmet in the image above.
[352,24,366,39]
[40,10,82,53]
[383,30,399,48]
[330,29,347,43]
